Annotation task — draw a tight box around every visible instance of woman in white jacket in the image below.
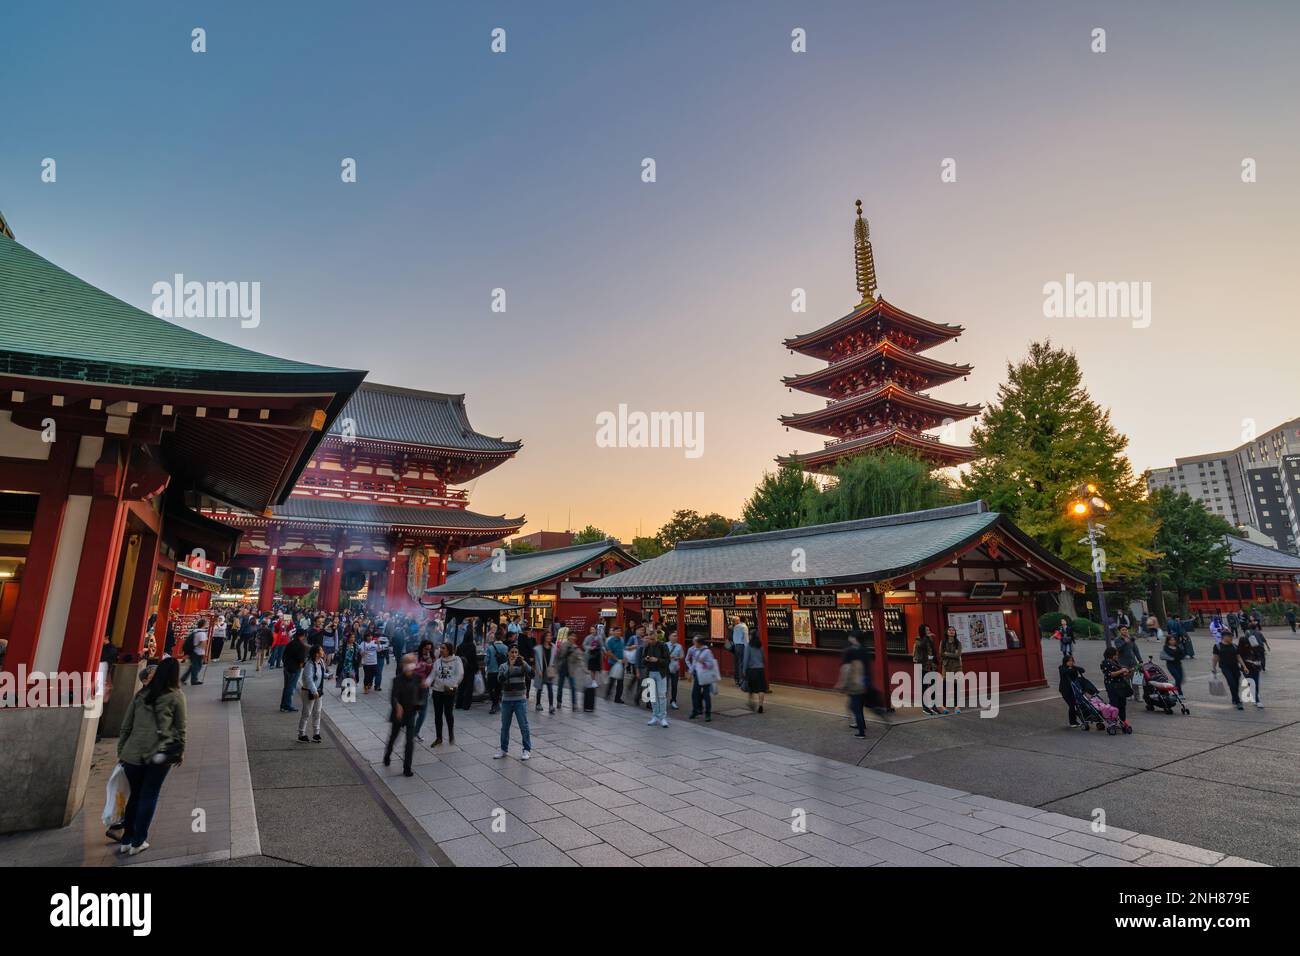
[297,644,327,742]
[429,641,464,747]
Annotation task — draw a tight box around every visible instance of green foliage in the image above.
[507,539,537,554]
[1071,617,1103,637]
[803,451,951,524]
[1038,611,1073,634]
[571,524,608,545]
[630,535,666,560]
[656,509,734,548]
[1144,488,1235,607]
[960,340,1157,577]
[742,466,817,533]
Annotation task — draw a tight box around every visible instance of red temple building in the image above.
[779,201,980,472]
[202,383,525,616]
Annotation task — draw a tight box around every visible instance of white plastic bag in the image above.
[473,672,485,695]
[1207,673,1227,697]
[102,763,129,829]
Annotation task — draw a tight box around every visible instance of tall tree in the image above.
[804,451,951,525]
[742,466,817,532]
[571,524,608,544]
[1145,488,1235,615]
[630,536,666,560]
[961,341,1157,578]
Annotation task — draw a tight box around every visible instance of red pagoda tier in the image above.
[204,382,524,613]
[778,201,979,472]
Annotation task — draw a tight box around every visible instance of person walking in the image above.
[455,629,478,710]
[373,629,391,692]
[412,639,434,741]
[360,631,380,694]
[210,614,227,661]
[727,614,748,685]
[1100,646,1133,727]
[281,628,307,713]
[1238,625,1267,709]
[554,627,581,712]
[1226,610,1240,639]
[493,645,535,759]
[484,630,509,715]
[604,627,625,703]
[1159,632,1186,694]
[1213,631,1246,710]
[1058,653,1086,728]
[115,657,187,857]
[297,644,327,742]
[1115,626,1144,700]
[838,632,871,737]
[429,641,463,747]
[1053,616,1074,659]
[686,634,719,721]
[255,614,272,671]
[533,631,557,713]
[939,624,963,715]
[912,624,938,715]
[641,628,671,727]
[383,653,421,777]
[744,636,768,714]
[1286,607,1297,633]
[268,615,291,668]
[667,637,683,710]
[183,617,208,685]
[336,632,360,689]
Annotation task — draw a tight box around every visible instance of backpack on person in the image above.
[835,658,865,695]
[182,630,197,657]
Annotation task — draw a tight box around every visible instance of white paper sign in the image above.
[948,611,1007,654]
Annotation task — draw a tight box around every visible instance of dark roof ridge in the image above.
[508,538,625,559]
[359,381,466,403]
[673,500,989,552]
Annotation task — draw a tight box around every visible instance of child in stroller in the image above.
[1140,657,1190,715]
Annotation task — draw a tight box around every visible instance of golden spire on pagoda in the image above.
[853,199,878,306]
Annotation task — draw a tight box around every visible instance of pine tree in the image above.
[961,341,1156,577]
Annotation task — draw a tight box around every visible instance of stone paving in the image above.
[326,677,1266,868]
[0,668,258,867]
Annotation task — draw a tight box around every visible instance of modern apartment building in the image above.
[1147,417,1300,555]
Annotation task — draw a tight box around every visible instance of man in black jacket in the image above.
[385,653,421,776]
[281,629,308,713]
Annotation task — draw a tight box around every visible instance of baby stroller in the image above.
[1140,659,1189,715]
[1071,677,1131,735]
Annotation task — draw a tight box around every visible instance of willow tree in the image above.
[804,450,951,524]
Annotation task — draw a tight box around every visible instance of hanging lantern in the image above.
[225,567,255,591]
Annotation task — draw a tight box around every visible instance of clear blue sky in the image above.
[3,1,1297,538]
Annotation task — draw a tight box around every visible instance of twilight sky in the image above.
[3,1,1298,541]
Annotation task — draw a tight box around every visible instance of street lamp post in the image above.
[1070,484,1113,647]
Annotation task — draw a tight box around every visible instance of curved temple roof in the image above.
[330,382,521,454]
[577,501,1083,594]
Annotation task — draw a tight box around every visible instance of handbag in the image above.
[1207,673,1227,697]
[696,659,720,686]
[608,661,624,680]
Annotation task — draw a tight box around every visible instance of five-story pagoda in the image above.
[778,201,979,472]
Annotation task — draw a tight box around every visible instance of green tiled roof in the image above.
[428,540,636,597]
[0,234,360,391]
[578,501,1087,594]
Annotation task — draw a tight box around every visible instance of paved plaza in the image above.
[4,628,1293,867]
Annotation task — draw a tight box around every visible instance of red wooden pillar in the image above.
[3,436,77,674]
[120,530,161,657]
[756,592,770,668]
[322,544,344,612]
[616,595,625,631]
[153,565,176,651]
[870,590,889,700]
[259,531,279,613]
[59,450,129,679]
[675,594,686,653]
[386,541,409,612]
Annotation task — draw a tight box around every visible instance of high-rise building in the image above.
[1147,417,1300,555]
